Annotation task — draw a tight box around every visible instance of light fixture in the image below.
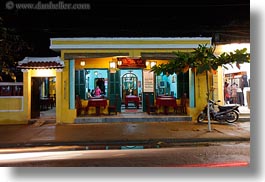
[80,61,85,66]
[145,61,150,67]
[118,60,122,66]
[150,61,157,68]
[109,61,116,69]
[109,60,117,73]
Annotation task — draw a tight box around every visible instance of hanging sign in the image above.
[117,57,146,68]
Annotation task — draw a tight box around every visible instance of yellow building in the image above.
[0,37,225,124]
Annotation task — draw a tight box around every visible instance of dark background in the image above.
[0,0,250,56]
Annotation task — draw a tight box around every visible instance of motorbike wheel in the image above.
[197,113,206,123]
[225,111,239,123]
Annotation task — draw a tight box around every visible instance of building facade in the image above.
[0,37,225,124]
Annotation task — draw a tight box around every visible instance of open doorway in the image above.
[31,77,56,120]
[122,72,138,102]
[121,70,143,113]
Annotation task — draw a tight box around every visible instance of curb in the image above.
[238,117,250,122]
[0,137,250,149]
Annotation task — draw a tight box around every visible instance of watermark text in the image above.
[6,1,91,10]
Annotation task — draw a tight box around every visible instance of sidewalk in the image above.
[238,106,250,122]
[0,120,250,148]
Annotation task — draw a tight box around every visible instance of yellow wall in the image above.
[0,96,27,124]
[47,57,75,124]
[75,57,112,69]
[55,70,62,123]
[188,68,224,121]
[0,73,28,124]
[189,71,214,121]
[0,97,23,110]
[25,71,31,121]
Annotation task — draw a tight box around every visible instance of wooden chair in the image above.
[176,93,187,114]
[145,93,157,115]
[75,95,86,116]
[108,94,119,115]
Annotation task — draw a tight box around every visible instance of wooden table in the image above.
[86,98,107,116]
[125,95,140,109]
[156,97,177,115]
[40,97,53,111]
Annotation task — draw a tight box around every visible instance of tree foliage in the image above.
[151,44,250,76]
[0,17,33,82]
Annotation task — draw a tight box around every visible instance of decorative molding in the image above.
[21,69,29,73]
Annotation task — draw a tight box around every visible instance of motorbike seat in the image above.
[218,105,239,111]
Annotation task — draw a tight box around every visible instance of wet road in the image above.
[0,141,250,167]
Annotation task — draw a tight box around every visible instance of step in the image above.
[28,118,56,125]
[74,113,192,123]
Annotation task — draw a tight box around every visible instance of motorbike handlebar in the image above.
[208,100,221,104]
[208,100,220,105]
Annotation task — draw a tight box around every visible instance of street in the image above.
[0,141,250,167]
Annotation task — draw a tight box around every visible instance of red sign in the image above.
[117,57,146,68]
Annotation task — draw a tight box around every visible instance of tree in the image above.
[151,44,250,131]
[0,17,33,82]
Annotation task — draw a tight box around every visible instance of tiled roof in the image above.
[17,56,64,69]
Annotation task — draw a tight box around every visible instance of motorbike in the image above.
[197,100,240,123]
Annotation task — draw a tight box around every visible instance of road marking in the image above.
[164,161,249,167]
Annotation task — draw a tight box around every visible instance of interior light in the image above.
[80,61,85,66]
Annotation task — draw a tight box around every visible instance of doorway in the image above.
[31,77,41,118]
[31,77,56,120]
[122,72,138,102]
[120,70,143,112]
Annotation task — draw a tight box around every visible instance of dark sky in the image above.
[0,0,250,56]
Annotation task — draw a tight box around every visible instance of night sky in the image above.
[0,0,250,56]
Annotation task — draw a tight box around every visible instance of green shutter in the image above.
[142,92,155,112]
[75,70,86,99]
[108,70,121,112]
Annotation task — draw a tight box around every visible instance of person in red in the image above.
[94,86,101,96]
[224,82,231,104]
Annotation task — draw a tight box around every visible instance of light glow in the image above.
[30,69,56,77]
[215,43,250,55]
